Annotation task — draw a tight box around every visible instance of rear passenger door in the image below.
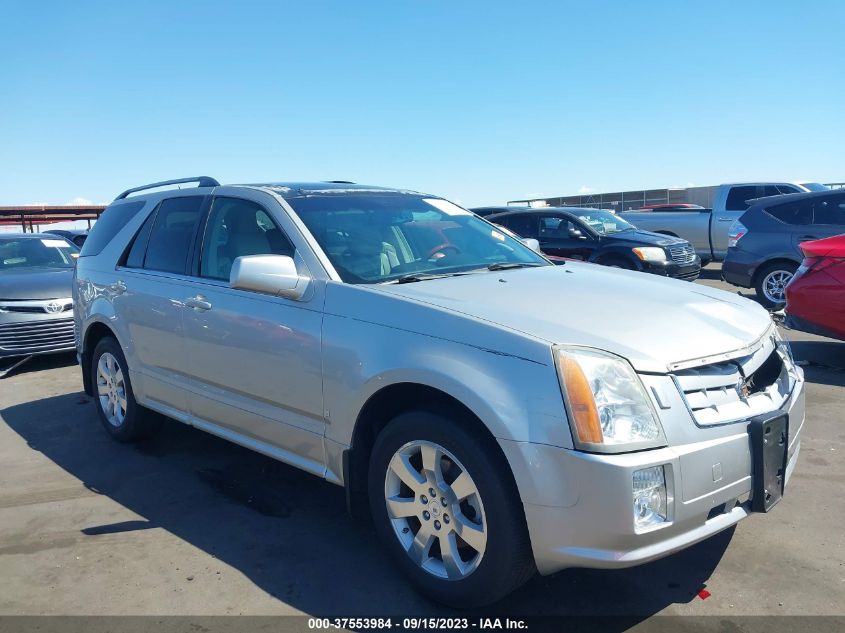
[115,194,208,416]
[180,190,327,475]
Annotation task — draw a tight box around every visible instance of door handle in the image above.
[717,217,734,222]
[184,296,213,311]
[109,280,127,295]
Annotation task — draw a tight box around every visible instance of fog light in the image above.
[633,466,668,528]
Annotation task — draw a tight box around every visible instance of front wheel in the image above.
[368,410,535,607]
[755,262,797,309]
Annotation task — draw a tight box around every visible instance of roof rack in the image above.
[114,176,220,201]
[324,180,356,184]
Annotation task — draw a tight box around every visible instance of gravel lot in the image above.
[0,265,843,618]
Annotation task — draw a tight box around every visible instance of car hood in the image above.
[0,267,74,300]
[602,229,687,246]
[377,262,773,373]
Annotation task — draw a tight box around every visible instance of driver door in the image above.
[538,215,596,260]
[181,192,327,475]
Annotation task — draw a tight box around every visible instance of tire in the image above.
[91,337,162,442]
[754,262,798,309]
[368,410,535,608]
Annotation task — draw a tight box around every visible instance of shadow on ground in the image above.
[2,390,736,624]
[0,351,77,379]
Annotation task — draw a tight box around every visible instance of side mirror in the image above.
[230,255,310,300]
[521,238,542,253]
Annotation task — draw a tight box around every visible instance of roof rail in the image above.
[114,176,220,201]
[324,180,356,184]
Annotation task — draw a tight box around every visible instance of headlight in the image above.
[554,346,666,452]
[632,247,667,262]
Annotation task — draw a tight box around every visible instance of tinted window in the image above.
[725,186,759,211]
[79,201,146,257]
[812,196,845,226]
[765,201,813,225]
[539,216,570,238]
[497,214,538,237]
[143,196,205,274]
[200,197,295,280]
[123,209,157,268]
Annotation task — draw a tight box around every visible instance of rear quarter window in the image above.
[763,200,813,225]
[79,201,147,257]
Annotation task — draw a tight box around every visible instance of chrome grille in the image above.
[668,244,696,265]
[0,318,75,353]
[672,333,796,425]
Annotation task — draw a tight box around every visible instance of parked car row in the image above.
[722,189,845,307]
[474,206,701,280]
[617,182,821,264]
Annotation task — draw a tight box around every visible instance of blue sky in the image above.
[1,1,843,208]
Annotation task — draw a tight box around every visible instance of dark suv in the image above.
[485,207,701,280]
[722,190,845,307]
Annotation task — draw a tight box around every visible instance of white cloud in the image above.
[65,197,95,206]
[577,185,594,194]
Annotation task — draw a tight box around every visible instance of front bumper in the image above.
[721,250,758,288]
[500,378,805,575]
[641,258,701,281]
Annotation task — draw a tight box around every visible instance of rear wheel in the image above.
[754,262,797,309]
[368,410,535,607]
[91,337,162,442]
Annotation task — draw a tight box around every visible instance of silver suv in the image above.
[74,177,805,607]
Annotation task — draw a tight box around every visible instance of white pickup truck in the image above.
[619,182,827,263]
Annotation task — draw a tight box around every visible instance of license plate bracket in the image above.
[748,413,789,512]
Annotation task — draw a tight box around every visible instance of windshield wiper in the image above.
[486,262,544,271]
[384,272,462,284]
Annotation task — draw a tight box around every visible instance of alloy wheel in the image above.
[96,352,127,427]
[384,440,487,581]
[762,270,793,304]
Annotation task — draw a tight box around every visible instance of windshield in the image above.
[567,209,636,235]
[800,182,830,192]
[286,194,549,284]
[0,237,79,271]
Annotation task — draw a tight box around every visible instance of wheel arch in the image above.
[345,382,522,519]
[80,320,120,397]
[751,257,801,286]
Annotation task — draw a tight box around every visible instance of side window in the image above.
[725,186,760,211]
[775,184,802,195]
[539,216,570,238]
[123,209,157,268]
[143,196,205,274]
[812,196,845,226]
[765,201,813,225]
[498,214,537,238]
[79,201,146,257]
[200,197,295,281]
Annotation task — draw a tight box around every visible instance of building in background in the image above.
[509,182,843,211]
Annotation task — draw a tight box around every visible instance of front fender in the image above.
[322,314,571,450]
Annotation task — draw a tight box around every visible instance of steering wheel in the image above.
[426,243,462,260]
